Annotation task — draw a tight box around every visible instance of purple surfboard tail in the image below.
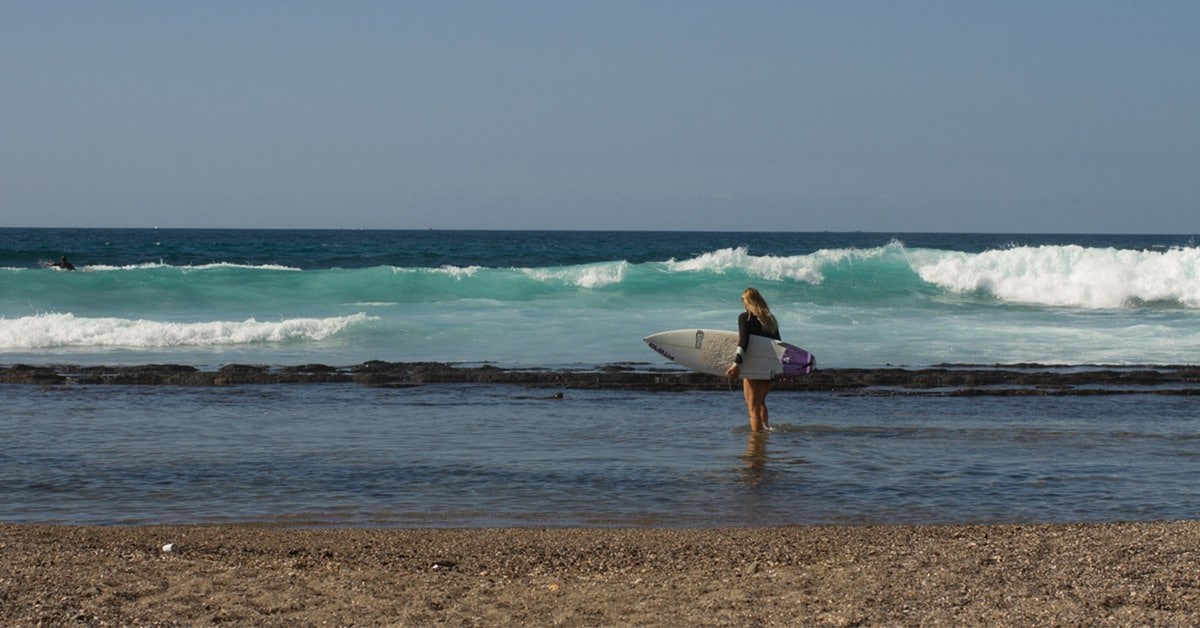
[780,344,815,377]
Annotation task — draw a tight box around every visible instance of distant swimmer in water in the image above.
[51,255,76,270]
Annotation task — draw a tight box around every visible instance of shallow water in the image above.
[4,384,1197,527]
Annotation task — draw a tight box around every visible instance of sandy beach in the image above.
[3,521,1198,626]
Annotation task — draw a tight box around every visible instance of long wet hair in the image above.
[742,287,778,336]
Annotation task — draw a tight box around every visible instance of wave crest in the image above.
[665,244,904,283]
[0,312,373,349]
[523,261,629,288]
[82,262,302,272]
[912,245,1200,309]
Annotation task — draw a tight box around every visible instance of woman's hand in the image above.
[725,364,740,377]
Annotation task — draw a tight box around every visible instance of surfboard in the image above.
[644,329,815,380]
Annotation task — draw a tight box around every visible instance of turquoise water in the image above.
[3,229,1199,368]
[4,229,1200,527]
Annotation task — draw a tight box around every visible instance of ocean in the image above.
[3,228,1200,526]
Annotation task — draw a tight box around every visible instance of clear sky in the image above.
[2,1,1197,232]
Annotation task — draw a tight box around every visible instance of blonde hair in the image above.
[742,287,778,336]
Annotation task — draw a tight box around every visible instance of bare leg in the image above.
[758,379,773,430]
[742,378,773,432]
[761,386,770,430]
[739,379,748,432]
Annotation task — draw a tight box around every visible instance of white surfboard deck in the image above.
[644,329,815,380]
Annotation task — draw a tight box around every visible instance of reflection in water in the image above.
[740,432,769,487]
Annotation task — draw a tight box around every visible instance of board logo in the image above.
[647,341,675,361]
[694,330,704,349]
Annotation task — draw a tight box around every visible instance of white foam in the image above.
[83,262,301,272]
[911,245,1200,309]
[523,261,628,288]
[0,312,374,350]
[664,245,897,283]
[389,265,482,279]
[187,262,302,272]
[434,265,482,279]
[665,246,749,273]
[76,262,168,271]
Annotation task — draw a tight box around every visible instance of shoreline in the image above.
[3,521,1198,625]
[3,361,1200,395]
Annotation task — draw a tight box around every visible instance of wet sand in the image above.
[3,522,1199,626]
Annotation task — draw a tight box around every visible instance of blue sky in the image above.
[2,1,1197,232]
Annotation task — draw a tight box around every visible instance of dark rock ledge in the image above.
[3,362,1200,395]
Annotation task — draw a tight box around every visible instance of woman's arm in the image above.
[735,311,751,364]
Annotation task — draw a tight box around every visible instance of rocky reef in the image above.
[3,361,1199,395]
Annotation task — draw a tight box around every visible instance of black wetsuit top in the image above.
[735,312,780,363]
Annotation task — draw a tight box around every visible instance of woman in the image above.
[725,287,780,432]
